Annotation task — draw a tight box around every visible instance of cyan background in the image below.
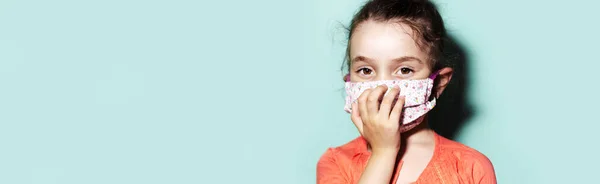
[1,0,598,183]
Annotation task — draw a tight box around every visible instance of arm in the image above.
[353,86,404,184]
[317,148,399,184]
[357,150,398,184]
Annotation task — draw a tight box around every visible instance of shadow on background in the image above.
[429,35,473,140]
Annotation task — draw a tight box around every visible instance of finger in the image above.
[350,102,364,136]
[379,86,399,116]
[358,88,372,123]
[389,95,406,122]
[367,85,387,117]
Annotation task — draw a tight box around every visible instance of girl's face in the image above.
[349,20,433,82]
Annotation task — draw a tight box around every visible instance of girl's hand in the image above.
[351,85,404,154]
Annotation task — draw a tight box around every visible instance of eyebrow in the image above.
[351,56,374,63]
[392,56,423,64]
[351,55,423,64]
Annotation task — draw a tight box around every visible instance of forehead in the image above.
[349,20,427,62]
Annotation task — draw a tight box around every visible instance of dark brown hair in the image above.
[343,0,446,72]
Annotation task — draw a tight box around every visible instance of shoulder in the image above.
[318,136,366,165]
[316,137,366,183]
[436,135,497,183]
[437,135,492,164]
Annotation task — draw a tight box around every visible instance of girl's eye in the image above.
[357,68,373,75]
[398,67,413,75]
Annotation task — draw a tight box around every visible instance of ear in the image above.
[434,67,453,98]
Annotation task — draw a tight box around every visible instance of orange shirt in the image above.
[317,132,496,184]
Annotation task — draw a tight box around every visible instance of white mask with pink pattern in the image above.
[343,71,439,133]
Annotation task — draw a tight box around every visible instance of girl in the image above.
[317,0,496,183]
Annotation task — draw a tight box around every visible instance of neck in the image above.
[364,117,436,153]
[401,118,435,145]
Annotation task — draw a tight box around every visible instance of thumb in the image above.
[350,102,364,136]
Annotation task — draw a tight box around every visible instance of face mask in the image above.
[344,72,438,132]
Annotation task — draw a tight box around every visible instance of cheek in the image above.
[349,73,361,82]
[350,73,369,82]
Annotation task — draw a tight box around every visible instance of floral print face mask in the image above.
[344,71,439,132]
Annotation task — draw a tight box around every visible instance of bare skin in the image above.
[350,20,453,184]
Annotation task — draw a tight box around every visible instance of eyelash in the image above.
[397,67,414,75]
[356,67,373,75]
[354,67,414,76]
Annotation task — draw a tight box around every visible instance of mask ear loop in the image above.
[344,74,350,82]
[429,70,441,79]
[429,70,441,100]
